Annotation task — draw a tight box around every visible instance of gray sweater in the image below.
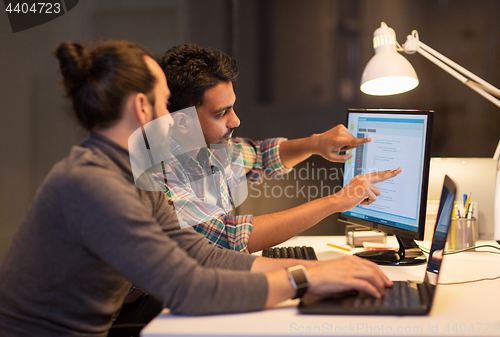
[0,134,267,336]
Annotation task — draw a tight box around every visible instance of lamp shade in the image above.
[360,22,419,96]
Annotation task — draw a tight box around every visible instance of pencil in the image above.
[451,202,457,249]
[327,243,351,252]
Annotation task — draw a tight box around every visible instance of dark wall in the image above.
[1,0,499,256]
[233,0,500,235]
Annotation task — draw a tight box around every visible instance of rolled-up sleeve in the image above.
[153,166,254,253]
[232,137,292,184]
[193,213,253,252]
[153,137,292,253]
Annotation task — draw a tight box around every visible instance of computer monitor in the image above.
[338,109,434,265]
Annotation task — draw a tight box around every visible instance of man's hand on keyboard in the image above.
[258,253,393,309]
[306,255,393,299]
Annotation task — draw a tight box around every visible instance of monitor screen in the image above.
[339,109,433,263]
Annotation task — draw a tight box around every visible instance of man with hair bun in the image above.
[0,40,394,337]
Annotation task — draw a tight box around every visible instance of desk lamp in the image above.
[360,22,500,244]
[360,22,500,107]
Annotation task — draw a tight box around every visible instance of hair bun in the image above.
[54,42,92,94]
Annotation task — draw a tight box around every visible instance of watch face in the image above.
[288,266,310,299]
[290,268,309,288]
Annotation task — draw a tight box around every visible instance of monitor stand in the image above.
[354,235,427,266]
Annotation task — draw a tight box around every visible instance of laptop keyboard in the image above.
[354,281,420,309]
[261,246,318,260]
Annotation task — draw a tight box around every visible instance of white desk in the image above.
[141,236,500,337]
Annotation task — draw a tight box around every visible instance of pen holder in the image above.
[447,217,477,251]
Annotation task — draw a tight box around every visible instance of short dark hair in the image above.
[54,40,156,131]
[158,44,238,113]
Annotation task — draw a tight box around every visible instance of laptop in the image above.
[299,175,457,315]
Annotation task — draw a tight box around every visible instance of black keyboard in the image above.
[261,246,318,260]
[353,281,421,309]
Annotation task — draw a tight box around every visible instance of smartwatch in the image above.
[287,265,310,299]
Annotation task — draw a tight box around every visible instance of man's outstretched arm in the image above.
[246,168,402,253]
[278,124,371,168]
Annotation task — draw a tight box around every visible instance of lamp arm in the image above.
[466,81,500,98]
[417,41,500,96]
[403,33,500,108]
[419,44,500,108]
[463,82,500,108]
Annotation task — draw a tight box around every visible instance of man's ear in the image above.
[132,93,152,125]
[173,113,190,135]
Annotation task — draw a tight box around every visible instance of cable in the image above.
[415,244,500,285]
[439,275,500,285]
[418,244,500,255]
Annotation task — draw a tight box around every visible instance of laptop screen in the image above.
[425,175,456,286]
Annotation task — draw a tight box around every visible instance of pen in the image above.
[327,243,351,252]
[464,193,471,218]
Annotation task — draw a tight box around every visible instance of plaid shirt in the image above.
[154,137,291,253]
